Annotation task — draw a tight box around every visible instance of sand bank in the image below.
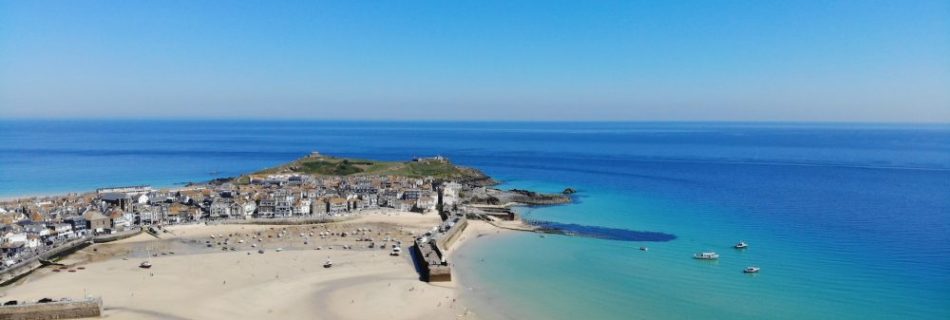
[0,212,490,319]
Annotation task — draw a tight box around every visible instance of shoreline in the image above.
[0,212,519,319]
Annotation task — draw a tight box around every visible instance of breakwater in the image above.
[413,214,467,282]
[0,297,102,320]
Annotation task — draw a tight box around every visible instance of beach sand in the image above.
[0,212,497,320]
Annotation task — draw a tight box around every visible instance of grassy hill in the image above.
[240,154,492,183]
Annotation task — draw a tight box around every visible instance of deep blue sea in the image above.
[1,120,948,319]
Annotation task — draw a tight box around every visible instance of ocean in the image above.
[1,120,948,319]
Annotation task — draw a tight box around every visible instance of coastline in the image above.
[0,212,494,319]
[0,153,571,319]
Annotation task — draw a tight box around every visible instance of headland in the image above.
[0,152,570,319]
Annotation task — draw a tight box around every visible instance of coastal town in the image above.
[0,153,570,319]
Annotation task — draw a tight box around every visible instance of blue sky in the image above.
[1,0,948,121]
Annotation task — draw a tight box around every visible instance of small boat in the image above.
[390,247,401,256]
[276,248,283,252]
[140,248,153,268]
[323,259,333,268]
[258,249,265,254]
[735,241,748,249]
[744,266,760,273]
[639,247,648,251]
[693,252,719,260]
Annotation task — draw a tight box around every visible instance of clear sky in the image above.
[1,0,948,122]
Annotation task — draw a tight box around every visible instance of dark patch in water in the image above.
[525,220,676,242]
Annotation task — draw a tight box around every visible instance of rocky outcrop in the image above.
[502,189,571,205]
[463,187,572,206]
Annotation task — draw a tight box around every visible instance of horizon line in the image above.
[1,117,949,126]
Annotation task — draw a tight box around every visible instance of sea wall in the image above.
[0,297,102,320]
[92,228,142,243]
[210,215,355,225]
[413,239,451,282]
[412,214,467,282]
[0,237,92,285]
[436,217,467,250]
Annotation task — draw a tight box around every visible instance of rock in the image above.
[562,187,577,194]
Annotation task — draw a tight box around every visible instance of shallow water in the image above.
[2,120,948,319]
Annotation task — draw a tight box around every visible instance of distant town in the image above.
[0,153,567,281]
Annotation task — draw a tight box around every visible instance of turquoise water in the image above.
[1,121,948,318]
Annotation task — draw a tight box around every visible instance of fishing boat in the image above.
[734,241,748,249]
[744,266,760,273]
[639,247,648,251]
[693,251,719,260]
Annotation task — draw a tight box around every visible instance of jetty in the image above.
[412,212,468,282]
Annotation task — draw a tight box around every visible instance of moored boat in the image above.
[744,266,760,273]
[734,241,748,249]
[693,251,719,260]
[139,248,153,268]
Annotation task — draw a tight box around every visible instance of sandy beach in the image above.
[0,212,508,319]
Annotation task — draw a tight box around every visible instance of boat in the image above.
[744,266,760,273]
[693,251,719,260]
[390,247,401,256]
[276,248,283,252]
[140,248,153,269]
[323,258,333,268]
[734,241,748,249]
[639,247,648,251]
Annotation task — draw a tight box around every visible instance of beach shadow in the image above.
[407,245,426,282]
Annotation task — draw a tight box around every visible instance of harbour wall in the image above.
[436,217,467,250]
[413,215,467,282]
[92,228,142,243]
[0,297,102,320]
[0,237,92,285]
[208,215,355,226]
